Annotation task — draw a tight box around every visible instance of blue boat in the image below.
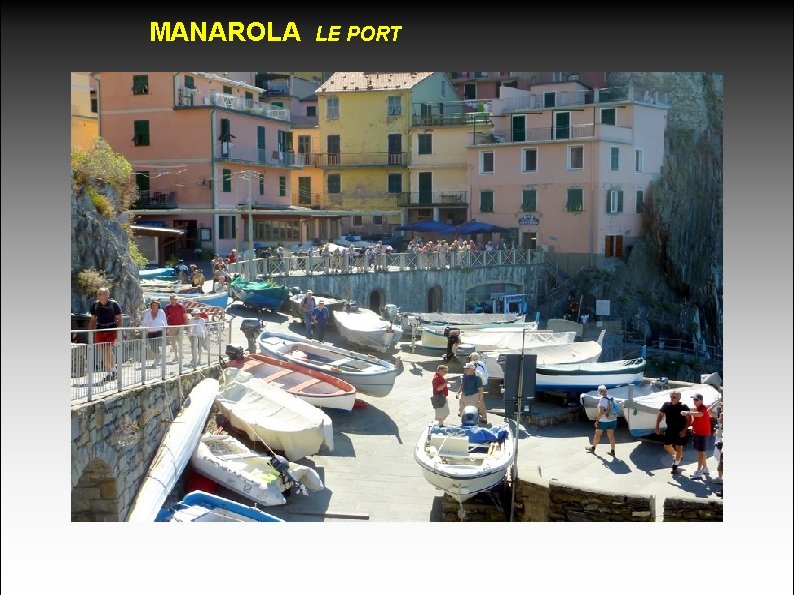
[229,277,290,311]
[155,491,285,522]
[139,267,177,280]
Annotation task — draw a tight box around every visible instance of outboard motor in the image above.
[461,405,479,427]
[240,318,264,354]
[225,344,246,360]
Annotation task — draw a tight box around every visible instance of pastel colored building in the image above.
[93,71,329,258]
[466,80,669,273]
[315,72,457,236]
[450,72,607,101]
[71,72,98,150]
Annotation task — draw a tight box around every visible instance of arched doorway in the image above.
[427,285,443,312]
[368,289,386,313]
[72,459,121,521]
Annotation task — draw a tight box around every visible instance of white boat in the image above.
[485,332,606,381]
[579,377,678,420]
[414,416,516,504]
[454,329,576,357]
[401,311,527,333]
[535,357,646,392]
[127,378,218,522]
[622,383,722,438]
[421,322,538,350]
[257,330,398,397]
[191,433,324,507]
[216,368,334,460]
[155,491,285,522]
[333,306,403,353]
[224,352,357,411]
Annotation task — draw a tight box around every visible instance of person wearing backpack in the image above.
[585,384,617,457]
[300,290,316,338]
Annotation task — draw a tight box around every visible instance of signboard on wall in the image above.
[596,300,611,316]
[518,214,539,226]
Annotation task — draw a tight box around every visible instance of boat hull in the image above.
[156,491,284,522]
[623,383,722,437]
[257,330,398,397]
[127,378,218,522]
[414,424,516,504]
[224,353,357,411]
[535,358,646,392]
[333,309,403,354]
[191,433,324,507]
[229,279,290,310]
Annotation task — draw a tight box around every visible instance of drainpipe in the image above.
[210,109,218,257]
[589,106,596,267]
[90,73,101,138]
[172,72,178,107]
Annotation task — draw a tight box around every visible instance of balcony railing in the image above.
[176,88,290,122]
[313,152,408,167]
[215,143,306,167]
[411,112,492,127]
[292,192,324,207]
[493,84,669,116]
[133,190,177,208]
[470,122,634,145]
[397,191,468,207]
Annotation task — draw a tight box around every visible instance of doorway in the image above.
[427,285,442,312]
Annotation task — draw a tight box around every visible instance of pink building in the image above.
[93,71,313,259]
[466,81,669,273]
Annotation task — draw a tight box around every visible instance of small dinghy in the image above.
[155,491,284,522]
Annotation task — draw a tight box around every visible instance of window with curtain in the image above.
[566,188,583,212]
[132,75,149,95]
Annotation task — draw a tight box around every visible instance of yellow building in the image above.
[71,72,98,150]
[315,72,457,236]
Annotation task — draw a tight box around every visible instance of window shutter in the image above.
[616,235,624,257]
[606,189,611,213]
[618,190,624,213]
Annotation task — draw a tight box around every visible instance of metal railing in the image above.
[230,248,544,278]
[70,321,228,402]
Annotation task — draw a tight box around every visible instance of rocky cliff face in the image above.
[71,183,144,318]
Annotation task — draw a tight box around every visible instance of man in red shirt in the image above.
[163,294,189,363]
[686,393,713,479]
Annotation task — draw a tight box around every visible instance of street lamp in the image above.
[246,172,254,280]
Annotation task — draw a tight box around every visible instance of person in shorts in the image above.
[686,393,714,479]
[431,364,450,426]
[456,362,483,418]
[585,385,617,457]
[88,287,123,383]
[654,390,690,474]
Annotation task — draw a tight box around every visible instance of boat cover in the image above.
[430,425,509,444]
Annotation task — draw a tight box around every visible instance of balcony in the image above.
[397,191,468,207]
[411,111,492,127]
[292,192,324,208]
[176,89,290,122]
[313,152,408,168]
[131,190,177,209]
[215,143,306,168]
[469,123,633,145]
[493,84,669,116]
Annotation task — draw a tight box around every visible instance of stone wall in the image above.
[663,496,723,521]
[71,367,221,521]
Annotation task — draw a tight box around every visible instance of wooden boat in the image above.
[257,330,398,397]
[287,292,346,327]
[127,378,218,522]
[216,368,334,460]
[155,490,285,522]
[223,352,357,411]
[333,306,403,353]
[622,382,722,438]
[414,416,516,504]
[534,357,646,392]
[190,433,324,507]
[228,276,290,311]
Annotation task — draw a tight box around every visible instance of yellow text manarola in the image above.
[150,22,403,42]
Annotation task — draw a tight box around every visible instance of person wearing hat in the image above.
[141,298,168,366]
[188,308,207,366]
[300,290,317,338]
[456,362,484,420]
[310,299,330,341]
[654,390,691,474]
[685,393,713,479]
[469,352,489,424]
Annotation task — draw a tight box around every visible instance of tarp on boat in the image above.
[430,425,509,444]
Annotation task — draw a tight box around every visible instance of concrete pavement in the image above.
[216,303,723,521]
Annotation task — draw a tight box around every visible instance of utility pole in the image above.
[247,172,255,280]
